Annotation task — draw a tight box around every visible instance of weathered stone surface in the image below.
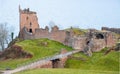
[71,36,87,51]
[102,27,120,34]
[92,39,106,52]
[35,61,52,68]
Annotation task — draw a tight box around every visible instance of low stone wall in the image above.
[106,33,116,47]
[21,27,67,44]
[102,27,120,34]
[35,61,52,68]
[92,39,106,52]
[34,49,68,68]
[72,36,87,51]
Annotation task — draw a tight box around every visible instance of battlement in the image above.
[19,6,36,14]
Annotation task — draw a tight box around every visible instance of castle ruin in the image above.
[19,7,116,53]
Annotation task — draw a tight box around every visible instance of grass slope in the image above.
[0,38,73,70]
[65,50,119,72]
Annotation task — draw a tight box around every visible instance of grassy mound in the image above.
[0,38,73,70]
[65,50,119,71]
[0,45,33,59]
[16,38,73,59]
[65,27,87,36]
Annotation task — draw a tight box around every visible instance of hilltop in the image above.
[0,38,73,70]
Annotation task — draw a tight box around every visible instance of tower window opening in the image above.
[30,22,32,27]
[29,29,32,33]
[26,16,28,20]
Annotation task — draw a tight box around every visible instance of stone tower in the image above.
[19,6,39,38]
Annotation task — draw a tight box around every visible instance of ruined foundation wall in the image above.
[106,33,115,47]
[50,30,67,43]
[102,27,120,34]
[92,39,106,52]
[72,36,87,51]
[34,29,50,39]
[21,28,67,44]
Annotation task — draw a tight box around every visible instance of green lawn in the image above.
[0,38,73,70]
[15,69,119,74]
[65,50,119,72]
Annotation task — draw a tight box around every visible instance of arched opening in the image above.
[51,59,60,68]
[30,22,32,27]
[86,41,90,45]
[96,34,104,39]
[29,29,32,33]
[26,16,28,20]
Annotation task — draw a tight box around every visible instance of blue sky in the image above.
[0,0,120,36]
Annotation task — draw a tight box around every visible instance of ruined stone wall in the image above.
[34,49,68,68]
[20,27,34,40]
[102,27,120,34]
[90,31,115,52]
[106,33,115,47]
[58,49,68,68]
[34,29,50,39]
[21,27,116,52]
[21,27,67,44]
[92,39,106,52]
[71,36,87,51]
[50,30,66,43]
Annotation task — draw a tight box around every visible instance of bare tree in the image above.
[0,23,8,51]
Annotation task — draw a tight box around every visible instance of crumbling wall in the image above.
[22,27,34,40]
[51,49,68,68]
[35,49,68,68]
[50,30,66,43]
[71,36,87,51]
[102,27,120,34]
[20,26,67,44]
[34,28,49,39]
[92,39,106,52]
[106,33,115,47]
